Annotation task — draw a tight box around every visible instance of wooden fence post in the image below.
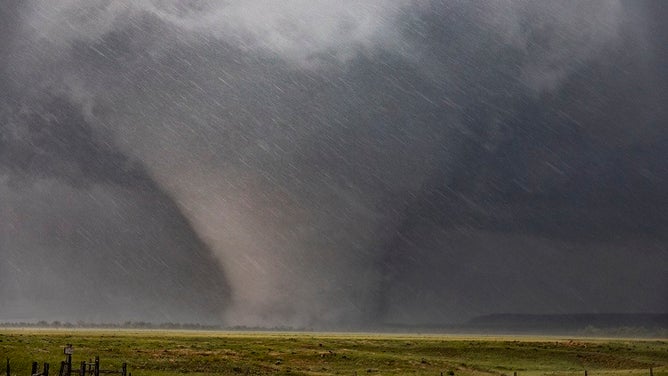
[94,357,99,376]
[43,363,49,376]
[650,367,653,376]
[66,350,71,376]
[80,361,86,376]
[59,361,65,376]
[32,362,38,376]
[6,358,9,376]
[121,363,126,376]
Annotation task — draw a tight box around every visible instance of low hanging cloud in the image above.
[22,0,411,66]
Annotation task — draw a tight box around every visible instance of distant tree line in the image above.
[0,321,222,330]
[0,321,303,331]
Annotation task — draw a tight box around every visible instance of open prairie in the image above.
[1,330,666,376]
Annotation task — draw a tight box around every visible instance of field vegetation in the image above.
[1,329,666,376]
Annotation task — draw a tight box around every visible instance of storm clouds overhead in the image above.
[1,0,667,328]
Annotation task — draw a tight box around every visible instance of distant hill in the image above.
[463,313,668,335]
[378,313,668,337]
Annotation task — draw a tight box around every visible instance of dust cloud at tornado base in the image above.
[1,1,667,328]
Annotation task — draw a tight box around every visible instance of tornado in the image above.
[1,1,666,328]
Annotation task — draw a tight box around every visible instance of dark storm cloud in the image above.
[377,0,668,323]
[1,0,666,327]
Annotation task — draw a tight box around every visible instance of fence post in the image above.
[80,362,86,376]
[6,358,9,376]
[94,357,99,376]
[650,367,653,376]
[32,362,38,376]
[44,363,49,376]
[59,361,65,376]
[66,349,72,376]
[585,371,588,376]
[121,363,127,376]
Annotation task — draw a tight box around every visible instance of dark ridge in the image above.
[466,313,668,331]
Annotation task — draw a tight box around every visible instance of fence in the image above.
[5,346,129,376]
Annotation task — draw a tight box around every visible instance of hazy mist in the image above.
[1,0,667,329]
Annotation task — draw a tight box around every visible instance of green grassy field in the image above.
[1,329,666,376]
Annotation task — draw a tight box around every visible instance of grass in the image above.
[1,329,667,376]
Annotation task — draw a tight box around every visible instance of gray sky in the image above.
[1,0,666,328]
